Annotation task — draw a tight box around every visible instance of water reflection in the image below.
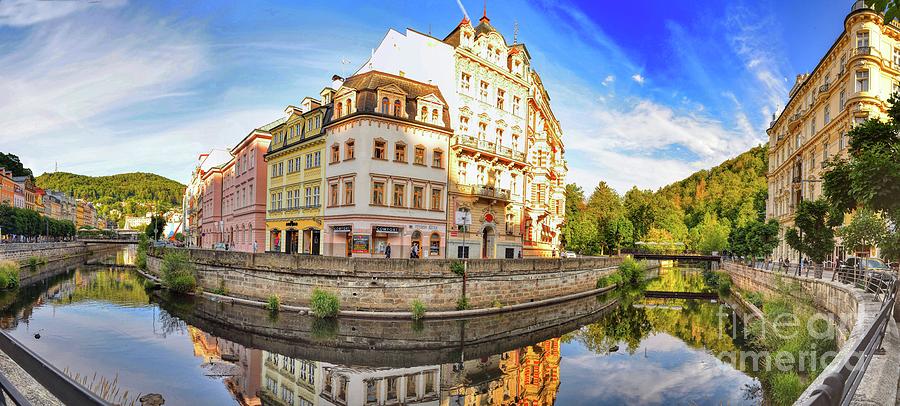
[0,259,762,405]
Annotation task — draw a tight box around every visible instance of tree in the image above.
[145,214,165,241]
[586,182,625,254]
[562,212,598,255]
[839,209,887,254]
[624,187,656,242]
[691,213,731,253]
[605,216,634,254]
[0,152,34,181]
[785,199,835,263]
[561,183,587,250]
[864,0,900,23]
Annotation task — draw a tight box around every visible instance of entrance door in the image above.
[411,231,421,258]
[311,230,320,255]
[482,227,495,258]
[345,233,352,257]
[286,230,299,254]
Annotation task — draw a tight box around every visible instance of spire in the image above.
[514,20,519,44]
[480,0,490,23]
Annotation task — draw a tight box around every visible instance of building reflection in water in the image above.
[188,327,262,406]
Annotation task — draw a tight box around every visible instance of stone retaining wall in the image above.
[147,247,629,311]
[0,242,88,264]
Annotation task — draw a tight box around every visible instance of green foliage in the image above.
[160,251,197,293]
[785,199,835,262]
[866,0,900,30]
[25,256,46,271]
[35,171,185,227]
[310,288,340,318]
[0,205,76,237]
[267,295,280,313]
[449,261,465,276]
[455,296,471,310]
[310,317,339,340]
[730,218,780,259]
[839,208,887,252]
[0,152,33,180]
[690,213,731,253]
[135,234,149,270]
[562,211,599,255]
[410,299,426,320]
[144,214,166,240]
[617,257,645,286]
[742,290,764,309]
[769,372,805,406]
[0,261,19,290]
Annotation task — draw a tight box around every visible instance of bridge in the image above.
[79,239,138,245]
[643,290,719,300]
[630,252,722,262]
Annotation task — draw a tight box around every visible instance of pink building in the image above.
[221,130,271,252]
[199,167,225,248]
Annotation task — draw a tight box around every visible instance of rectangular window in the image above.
[840,132,846,150]
[856,70,869,92]
[395,143,406,162]
[413,186,424,209]
[479,81,489,101]
[458,245,469,258]
[330,183,339,206]
[824,105,830,124]
[374,141,386,160]
[314,151,321,167]
[431,188,441,210]
[513,96,521,116]
[331,145,340,163]
[477,122,487,139]
[414,146,425,165]
[460,72,471,92]
[496,88,505,110]
[458,161,467,183]
[303,187,310,207]
[823,141,829,161]
[313,186,320,207]
[856,31,869,48]
[459,116,469,134]
[840,89,846,108]
[305,154,312,169]
[287,190,293,208]
[372,181,385,205]
[432,150,443,168]
[344,180,354,205]
[393,183,405,207]
[346,141,355,159]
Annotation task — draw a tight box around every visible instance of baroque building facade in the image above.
[321,71,452,258]
[265,98,328,255]
[766,1,900,261]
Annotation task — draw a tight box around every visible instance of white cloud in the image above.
[0,10,207,144]
[602,75,615,86]
[631,73,645,85]
[0,0,125,27]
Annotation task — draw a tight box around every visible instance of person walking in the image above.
[253,240,258,253]
[385,243,392,259]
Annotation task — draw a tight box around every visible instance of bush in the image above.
[0,261,20,290]
[450,261,465,276]
[310,289,340,318]
[267,295,280,313]
[744,291,764,308]
[135,251,147,270]
[456,296,471,310]
[769,372,805,406]
[410,299,426,320]
[160,251,197,293]
[26,256,47,271]
[702,270,732,296]
[617,257,645,286]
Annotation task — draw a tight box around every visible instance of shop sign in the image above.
[352,235,370,253]
[374,226,402,234]
[332,225,352,233]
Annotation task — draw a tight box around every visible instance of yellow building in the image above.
[265,97,329,254]
[766,1,900,261]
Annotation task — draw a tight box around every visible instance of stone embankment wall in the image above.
[147,247,628,311]
[722,262,896,404]
[0,242,89,264]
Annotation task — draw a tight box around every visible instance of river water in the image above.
[0,250,763,405]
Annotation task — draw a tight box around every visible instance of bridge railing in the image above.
[726,258,897,405]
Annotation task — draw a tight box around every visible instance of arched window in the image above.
[346,98,352,114]
[431,109,438,124]
[336,102,343,117]
[381,97,389,114]
[393,99,402,116]
[430,232,440,256]
[420,106,427,121]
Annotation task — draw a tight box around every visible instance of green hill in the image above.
[35,172,185,226]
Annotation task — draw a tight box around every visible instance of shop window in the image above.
[430,233,440,256]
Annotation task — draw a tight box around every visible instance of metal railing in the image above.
[0,371,32,406]
[730,258,897,405]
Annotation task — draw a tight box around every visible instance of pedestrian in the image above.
[253,240,258,253]
[385,243,392,259]
[411,243,419,259]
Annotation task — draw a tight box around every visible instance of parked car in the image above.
[561,251,577,258]
[838,257,893,291]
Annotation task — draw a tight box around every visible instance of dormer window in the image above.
[381,97,390,114]
[336,102,343,118]
[345,98,352,115]
[431,109,439,124]
[420,106,427,121]
[393,99,402,116]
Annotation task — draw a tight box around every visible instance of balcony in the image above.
[792,175,802,184]
[457,184,511,201]
[452,134,526,162]
[818,83,829,94]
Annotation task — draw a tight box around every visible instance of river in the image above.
[0,249,763,405]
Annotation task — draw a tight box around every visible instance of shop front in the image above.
[323,218,446,258]
[266,219,322,254]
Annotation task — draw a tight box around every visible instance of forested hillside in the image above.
[36,172,185,226]
[563,144,776,255]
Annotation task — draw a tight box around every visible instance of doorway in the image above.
[345,233,352,257]
[411,231,422,258]
[311,229,320,255]
[286,229,299,254]
[481,226,495,259]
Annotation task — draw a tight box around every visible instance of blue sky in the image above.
[0,0,852,193]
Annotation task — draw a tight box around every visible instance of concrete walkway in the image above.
[0,346,62,405]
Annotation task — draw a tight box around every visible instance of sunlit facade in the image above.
[766,1,899,261]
